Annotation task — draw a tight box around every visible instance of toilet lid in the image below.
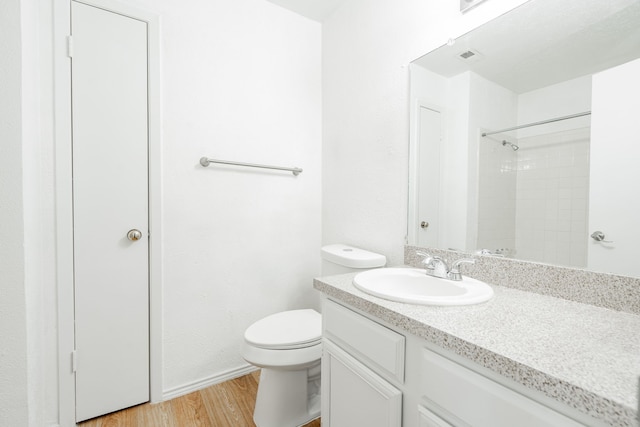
[244,309,322,350]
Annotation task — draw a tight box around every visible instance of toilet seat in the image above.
[244,309,321,350]
[242,309,323,426]
[242,341,322,370]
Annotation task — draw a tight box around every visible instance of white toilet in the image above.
[242,244,386,427]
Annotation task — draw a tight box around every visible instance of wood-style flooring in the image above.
[78,370,321,427]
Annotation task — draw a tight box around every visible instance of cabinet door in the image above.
[323,340,402,427]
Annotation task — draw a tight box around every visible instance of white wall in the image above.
[154,0,322,393]
[322,0,529,265]
[0,0,29,426]
[442,72,471,251]
[23,0,57,424]
[0,1,60,425]
[517,76,592,138]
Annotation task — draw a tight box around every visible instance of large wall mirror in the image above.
[408,0,640,277]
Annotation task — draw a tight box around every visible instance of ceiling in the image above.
[413,0,640,93]
[265,0,348,22]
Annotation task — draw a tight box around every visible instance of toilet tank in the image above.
[320,244,386,276]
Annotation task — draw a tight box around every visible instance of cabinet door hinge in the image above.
[71,350,77,373]
[66,36,73,58]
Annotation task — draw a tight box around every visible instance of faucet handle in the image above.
[416,251,437,269]
[449,258,476,281]
[416,251,438,272]
[415,251,433,263]
[416,251,443,268]
[415,251,455,279]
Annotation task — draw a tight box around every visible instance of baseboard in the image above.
[162,364,258,402]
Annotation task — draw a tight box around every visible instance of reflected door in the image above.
[588,58,640,277]
[417,106,442,248]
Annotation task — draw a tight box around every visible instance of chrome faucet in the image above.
[416,251,475,281]
[417,252,449,279]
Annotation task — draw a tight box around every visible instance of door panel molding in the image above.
[53,0,161,424]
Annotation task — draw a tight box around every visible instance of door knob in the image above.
[420,221,429,229]
[127,229,143,241]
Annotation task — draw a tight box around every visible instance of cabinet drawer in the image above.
[420,348,583,427]
[418,405,452,427]
[323,299,405,383]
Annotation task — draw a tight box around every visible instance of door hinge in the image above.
[71,350,77,373]
[66,36,73,58]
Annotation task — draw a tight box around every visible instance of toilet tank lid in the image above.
[321,244,386,269]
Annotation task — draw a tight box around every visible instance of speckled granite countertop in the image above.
[314,271,640,427]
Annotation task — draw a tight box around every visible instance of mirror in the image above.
[408,0,640,277]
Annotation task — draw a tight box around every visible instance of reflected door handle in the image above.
[590,231,613,243]
[127,229,143,241]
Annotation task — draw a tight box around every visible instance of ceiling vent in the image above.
[456,49,484,64]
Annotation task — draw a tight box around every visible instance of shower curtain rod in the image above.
[481,111,591,137]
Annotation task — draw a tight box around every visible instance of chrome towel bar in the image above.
[199,157,303,176]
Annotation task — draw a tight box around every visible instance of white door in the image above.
[588,58,640,277]
[417,106,442,248]
[71,1,149,421]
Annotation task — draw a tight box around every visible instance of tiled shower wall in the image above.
[514,128,590,266]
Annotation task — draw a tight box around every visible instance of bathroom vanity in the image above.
[314,248,640,427]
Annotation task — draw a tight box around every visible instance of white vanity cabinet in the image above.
[322,298,598,427]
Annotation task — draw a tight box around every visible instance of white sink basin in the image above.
[353,268,494,306]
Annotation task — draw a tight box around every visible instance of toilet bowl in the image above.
[242,309,322,427]
[242,244,386,427]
